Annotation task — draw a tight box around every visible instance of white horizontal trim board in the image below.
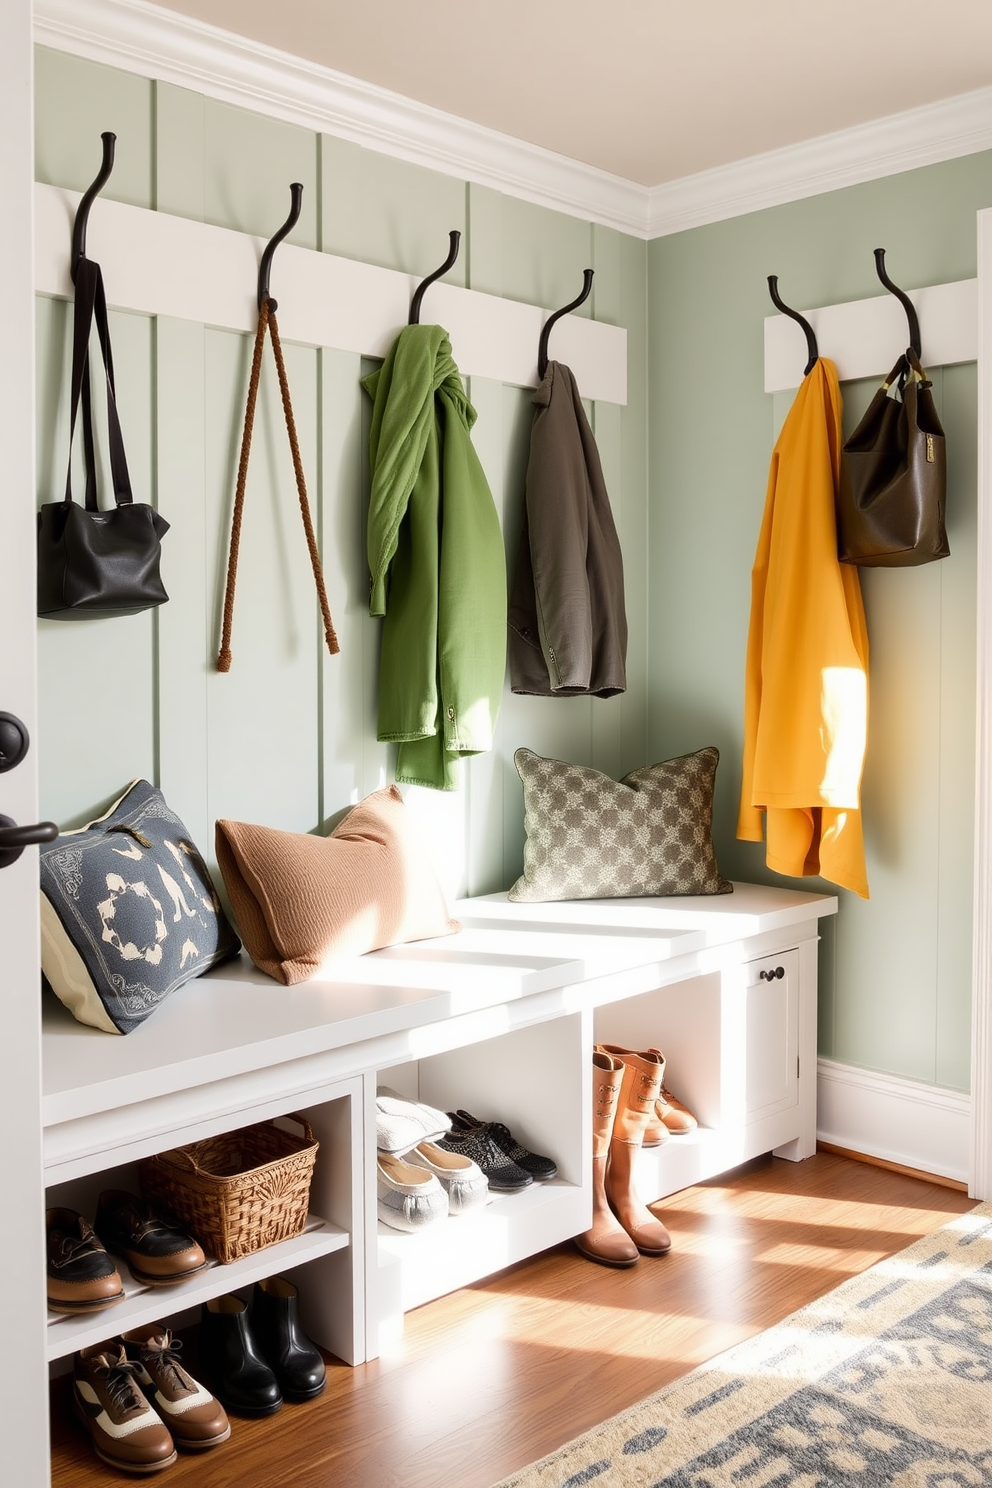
[764,278,978,393]
[816,1058,970,1184]
[649,88,992,238]
[34,184,628,405]
[34,1,992,242]
[33,0,648,237]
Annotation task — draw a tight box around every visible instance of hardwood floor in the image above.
[50,1151,976,1488]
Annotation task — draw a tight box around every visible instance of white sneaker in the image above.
[406,1141,489,1215]
[376,1153,449,1232]
[375,1086,451,1155]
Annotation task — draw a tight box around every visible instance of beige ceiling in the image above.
[156,0,992,186]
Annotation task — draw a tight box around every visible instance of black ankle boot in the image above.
[199,1295,282,1416]
[250,1276,326,1401]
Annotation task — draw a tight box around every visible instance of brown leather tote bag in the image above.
[837,348,948,567]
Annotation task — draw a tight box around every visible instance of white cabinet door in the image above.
[0,10,51,1485]
[745,950,800,1122]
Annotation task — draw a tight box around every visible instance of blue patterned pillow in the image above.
[39,780,240,1034]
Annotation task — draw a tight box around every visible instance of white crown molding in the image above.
[649,87,992,237]
[817,1058,970,1184]
[33,0,651,238]
[34,0,992,244]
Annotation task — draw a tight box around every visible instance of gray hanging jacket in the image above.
[508,360,627,697]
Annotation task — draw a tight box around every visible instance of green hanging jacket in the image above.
[363,324,507,791]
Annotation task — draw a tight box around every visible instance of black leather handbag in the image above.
[836,348,948,567]
[37,255,169,619]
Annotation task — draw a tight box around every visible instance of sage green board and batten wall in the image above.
[648,155,988,1092]
[32,48,648,909]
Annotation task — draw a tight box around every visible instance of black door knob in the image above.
[0,813,59,870]
[759,966,786,981]
[0,713,30,774]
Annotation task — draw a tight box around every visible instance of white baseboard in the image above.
[816,1059,970,1185]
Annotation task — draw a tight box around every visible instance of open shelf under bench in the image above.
[45,1213,347,1361]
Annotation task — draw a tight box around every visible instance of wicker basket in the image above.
[139,1114,318,1263]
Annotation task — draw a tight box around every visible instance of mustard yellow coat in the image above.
[737,358,870,898]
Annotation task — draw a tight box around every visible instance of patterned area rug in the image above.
[494,1202,992,1488]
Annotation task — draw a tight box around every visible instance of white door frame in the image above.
[971,208,992,1200]
[0,5,50,1483]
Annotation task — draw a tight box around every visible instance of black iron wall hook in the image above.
[767,275,818,376]
[258,183,304,311]
[71,131,116,283]
[409,230,461,325]
[538,269,594,379]
[874,248,922,358]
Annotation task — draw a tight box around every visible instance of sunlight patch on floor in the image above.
[755,1240,890,1269]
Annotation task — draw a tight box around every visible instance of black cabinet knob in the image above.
[759,966,786,981]
[0,813,59,870]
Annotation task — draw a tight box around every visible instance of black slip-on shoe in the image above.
[250,1277,326,1402]
[199,1295,283,1416]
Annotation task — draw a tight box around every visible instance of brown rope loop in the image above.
[217,301,269,672]
[216,297,340,671]
[268,311,340,657]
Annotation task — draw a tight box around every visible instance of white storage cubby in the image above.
[43,1080,366,1369]
[593,949,802,1203]
[372,1014,590,1329]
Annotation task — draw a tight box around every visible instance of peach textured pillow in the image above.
[215,785,459,985]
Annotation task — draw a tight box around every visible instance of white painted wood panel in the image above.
[1,6,51,1482]
[34,183,628,405]
[745,952,799,1122]
[764,277,978,392]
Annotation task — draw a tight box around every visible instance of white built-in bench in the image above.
[41,882,836,1367]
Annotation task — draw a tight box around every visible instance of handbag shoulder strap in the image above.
[64,256,134,512]
[216,298,340,672]
[906,347,933,390]
[64,256,97,509]
[881,354,909,392]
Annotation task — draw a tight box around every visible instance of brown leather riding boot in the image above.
[605,1049,672,1256]
[575,1051,638,1267]
[597,1043,671,1148]
[599,1043,698,1143]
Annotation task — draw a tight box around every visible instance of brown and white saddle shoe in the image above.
[123,1326,231,1450]
[73,1344,177,1474]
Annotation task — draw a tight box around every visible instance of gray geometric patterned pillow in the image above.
[508,746,733,902]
